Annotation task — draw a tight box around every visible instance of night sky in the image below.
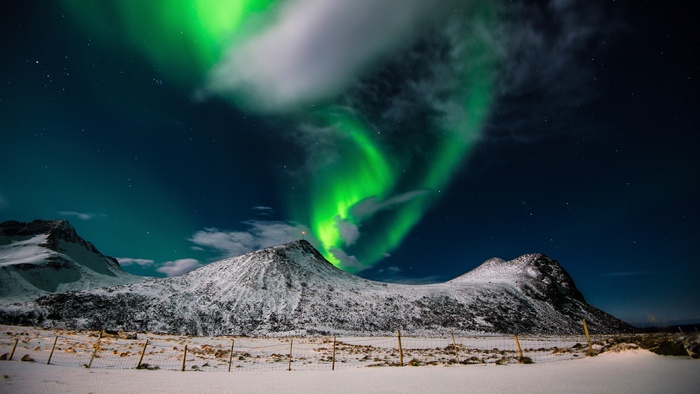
[1,1,698,326]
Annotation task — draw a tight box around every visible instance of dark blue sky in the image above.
[1,1,698,326]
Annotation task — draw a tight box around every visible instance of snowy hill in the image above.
[448,253,586,310]
[0,239,633,335]
[0,220,143,301]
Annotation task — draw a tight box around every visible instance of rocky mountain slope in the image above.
[0,220,142,301]
[0,237,633,336]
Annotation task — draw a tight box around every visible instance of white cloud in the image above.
[350,190,430,219]
[326,190,431,247]
[58,211,105,220]
[251,206,275,216]
[205,0,459,112]
[189,221,312,258]
[116,257,155,267]
[329,247,369,273]
[334,217,360,246]
[320,190,429,246]
[156,259,202,277]
[189,228,256,257]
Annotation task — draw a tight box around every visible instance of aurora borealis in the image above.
[54,0,500,271]
[2,1,699,326]
[61,0,277,87]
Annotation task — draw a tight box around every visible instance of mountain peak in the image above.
[183,238,361,290]
[272,239,335,265]
[0,219,141,299]
[449,253,585,303]
[259,239,318,256]
[1,223,633,335]
[1,219,107,259]
[1,219,72,236]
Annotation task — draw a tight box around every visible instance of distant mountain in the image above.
[1,238,634,335]
[0,220,143,301]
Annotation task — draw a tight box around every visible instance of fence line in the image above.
[0,325,616,372]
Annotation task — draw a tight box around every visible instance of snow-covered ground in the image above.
[0,325,698,393]
[1,348,698,394]
[0,325,617,371]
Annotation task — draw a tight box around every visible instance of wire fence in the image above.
[0,324,611,372]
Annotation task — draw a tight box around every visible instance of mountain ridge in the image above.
[0,219,142,300]
[1,231,634,335]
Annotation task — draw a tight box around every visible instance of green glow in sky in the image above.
[305,108,397,266]
[61,0,499,272]
[59,0,275,85]
[299,5,499,271]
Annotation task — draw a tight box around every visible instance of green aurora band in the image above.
[302,108,397,267]
[60,0,499,272]
[59,0,276,85]
[303,11,497,270]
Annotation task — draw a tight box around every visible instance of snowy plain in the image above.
[1,348,698,393]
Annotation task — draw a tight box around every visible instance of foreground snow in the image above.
[1,324,635,370]
[1,349,697,394]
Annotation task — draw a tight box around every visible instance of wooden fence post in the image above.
[181,345,188,372]
[136,339,149,369]
[451,329,460,363]
[228,339,235,372]
[47,336,58,365]
[8,338,18,361]
[287,338,293,371]
[514,335,524,363]
[87,333,102,369]
[331,336,336,371]
[582,319,593,356]
[397,329,404,367]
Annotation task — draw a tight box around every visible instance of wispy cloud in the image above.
[118,256,201,277]
[485,0,624,143]
[350,190,430,219]
[116,257,155,267]
[205,0,459,112]
[58,211,104,220]
[333,190,430,246]
[251,206,275,216]
[329,247,369,273]
[189,221,312,259]
[203,0,618,275]
[156,259,202,277]
[334,217,360,246]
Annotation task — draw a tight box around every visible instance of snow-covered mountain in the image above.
[0,220,142,301]
[1,238,633,335]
